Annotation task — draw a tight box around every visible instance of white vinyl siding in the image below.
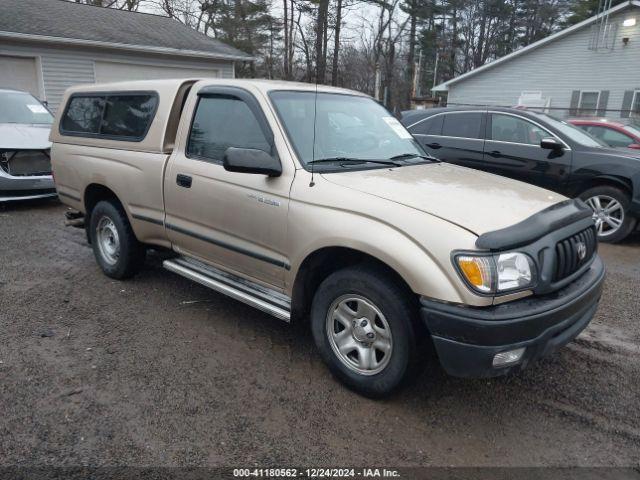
[95,61,220,83]
[0,40,236,113]
[41,55,95,113]
[445,6,640,119]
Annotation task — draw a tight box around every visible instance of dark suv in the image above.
[401,107,640,242]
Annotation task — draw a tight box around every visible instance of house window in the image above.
[632,90,640,116]
[579,91,600,116]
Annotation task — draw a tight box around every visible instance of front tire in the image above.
[580,186,636,243]
[310,264,420,397]
[89,200,146,279]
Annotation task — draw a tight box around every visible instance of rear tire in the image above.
[310,264,421,398]
[579,186,636,243]
[89,200,146,279]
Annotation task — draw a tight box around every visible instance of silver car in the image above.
[0,89,56,201]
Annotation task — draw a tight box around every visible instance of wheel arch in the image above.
[574,174,633,199]
[84,183,125,216]
[84,183,130,243]
[290,246,418,323]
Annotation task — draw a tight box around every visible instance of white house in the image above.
[0,0,252,112]
[432,0,640,120]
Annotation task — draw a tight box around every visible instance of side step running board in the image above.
[163,256,291,322]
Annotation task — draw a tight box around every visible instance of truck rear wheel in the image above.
[310,264,420,398]
[89,200,145,279]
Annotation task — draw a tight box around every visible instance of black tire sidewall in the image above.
[579,186,636,243]
[89,201,143,279]
[310,265,417,397]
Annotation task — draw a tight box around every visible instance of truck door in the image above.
[163,86,292,289]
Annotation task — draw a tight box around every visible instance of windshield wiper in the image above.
[389,153,438,162]
[308,157,401,166]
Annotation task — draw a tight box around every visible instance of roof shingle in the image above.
[0,0,252,60]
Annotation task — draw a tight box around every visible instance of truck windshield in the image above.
[270,91,426,168]
[0,91,53,125]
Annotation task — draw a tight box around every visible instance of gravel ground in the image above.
[1,199,639,468]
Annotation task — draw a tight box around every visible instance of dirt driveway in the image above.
[1,200,639,469]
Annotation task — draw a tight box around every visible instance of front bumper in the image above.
[421,255,605,378]
[0,170,56,202]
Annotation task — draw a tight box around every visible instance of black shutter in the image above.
[569,90,580,116]
[596,90,609,116]
[621,90,634,118]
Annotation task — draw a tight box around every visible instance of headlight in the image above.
[454,252,536,295]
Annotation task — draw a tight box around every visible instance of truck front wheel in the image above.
[310,264,421,397]
[89,200,146,279]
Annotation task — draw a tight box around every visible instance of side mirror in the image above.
[223,147,281,177]
[540,137,563,150]
[628,143,640,150]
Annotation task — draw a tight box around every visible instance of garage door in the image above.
[95,61,220,83]
[0,56,40,96]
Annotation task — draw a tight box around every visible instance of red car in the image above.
[569,118,640,150]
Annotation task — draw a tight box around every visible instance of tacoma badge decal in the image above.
[248,193,280,207]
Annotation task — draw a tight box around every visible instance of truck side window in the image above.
[187,96,271,164]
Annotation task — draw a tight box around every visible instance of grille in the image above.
[0,150,51,176]
[553,227,597,282]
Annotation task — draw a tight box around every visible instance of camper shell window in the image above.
[60,91,159,142]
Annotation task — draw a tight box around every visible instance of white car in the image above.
[0,89,56,201]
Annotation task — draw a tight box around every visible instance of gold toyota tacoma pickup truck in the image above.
[50,79,605,397]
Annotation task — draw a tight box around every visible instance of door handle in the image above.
[426,142,442,149]
[176,174,192,188]
[488,150,502,158]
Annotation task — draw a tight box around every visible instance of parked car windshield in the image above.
[269,91,426,167]
[536,113,606,147]
[0,91,53,125]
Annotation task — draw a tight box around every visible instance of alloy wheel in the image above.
[585,194,624,238]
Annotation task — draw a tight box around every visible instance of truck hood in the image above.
[0,123,52,150]
[321,162,564,236]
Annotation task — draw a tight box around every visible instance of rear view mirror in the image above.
[540,137,563,150]
[223,147,282,177]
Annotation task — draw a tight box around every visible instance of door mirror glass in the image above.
[223,147,282,177]
[540,137,563,150]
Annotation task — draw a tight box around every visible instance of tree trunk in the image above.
[405,0,417,108]
[475,1,487,68]
[450,5,458,78]
[315,0,329,83]
[283,0,289,78]
[331,0,343,86]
